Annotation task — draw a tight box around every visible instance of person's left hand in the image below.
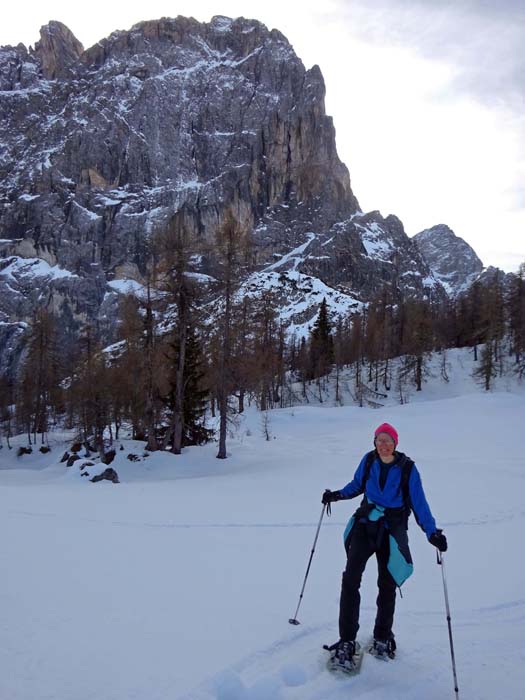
[429,529,448,552]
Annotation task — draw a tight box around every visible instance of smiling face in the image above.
[375,432,396,463]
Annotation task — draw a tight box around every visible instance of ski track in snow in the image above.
[176,603,525,700]
[173,620,477,700]
[8,509,525,529]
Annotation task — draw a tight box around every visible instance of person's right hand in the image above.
[429,529,448,552]
[322,489,342,505]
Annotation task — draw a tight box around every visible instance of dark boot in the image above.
[371,637,396,660]
[329,640,359,671]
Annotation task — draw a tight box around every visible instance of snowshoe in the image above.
[324,640,364,675]
[369,637,396,661]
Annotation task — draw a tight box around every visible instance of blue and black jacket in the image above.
[337,450,437,587]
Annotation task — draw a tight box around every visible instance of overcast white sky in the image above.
[2,0,524,271]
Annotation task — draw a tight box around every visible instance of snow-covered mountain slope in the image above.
[1,366,524,699]
[413,224,484,297]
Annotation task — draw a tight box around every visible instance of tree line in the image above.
[1,211,524,455]
[294,264,525,402]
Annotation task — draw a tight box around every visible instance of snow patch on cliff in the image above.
[0,256,77,281]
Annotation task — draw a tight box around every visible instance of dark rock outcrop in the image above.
[101,448,116,465]
[90,467,120,483]
[33,21,84,79]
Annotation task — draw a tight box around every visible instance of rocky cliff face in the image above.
[0,15,447,373]
[412,224,484,297]
[34,20,84,80]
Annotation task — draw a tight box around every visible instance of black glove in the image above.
[429,529,448,552]
[322,489,343,505]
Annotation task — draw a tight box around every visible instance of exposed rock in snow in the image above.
[413,224,484,297]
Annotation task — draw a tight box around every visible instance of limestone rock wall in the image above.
[0,15,451,374]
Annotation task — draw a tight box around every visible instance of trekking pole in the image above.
[288,504,327,625]
[436,550,460,700]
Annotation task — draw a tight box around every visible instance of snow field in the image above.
[1,387,524,700]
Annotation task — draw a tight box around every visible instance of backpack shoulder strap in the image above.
[360,450,376,494]
[397,453,415,510]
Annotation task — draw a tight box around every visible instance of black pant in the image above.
[339,520,396,642]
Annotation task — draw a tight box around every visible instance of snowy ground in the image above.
[1,372,525,699]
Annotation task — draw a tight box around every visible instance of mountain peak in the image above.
[33,21,84,79]
[413,224,483,296]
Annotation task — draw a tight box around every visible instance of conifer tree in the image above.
[213,210,252,459]
[0,374,13,449]
[508,262,525,375]
[111,286,164,445]
[182,329,214,446]
[16,308,60,444]
[273,320,286,408]
[507,262,525,377]
[143,274,161,451]
[333,317,345,405]
[154,210,202,454]
[67,324,111,453]
[162,327,213,447]
[309,297,333,379]
[116,294,149,439]
[251,291,280,410]
[400,299,433,391]
[473,339,497,391]
[229,295,253,414]
[296,336,310,399]
[460,281,486,359]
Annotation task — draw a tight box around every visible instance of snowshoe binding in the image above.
[324,640,363,675]
[369,637,396,661]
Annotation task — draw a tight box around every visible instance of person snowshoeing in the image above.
[322,422,447,671]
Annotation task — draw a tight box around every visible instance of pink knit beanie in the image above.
[374,423,398,446]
